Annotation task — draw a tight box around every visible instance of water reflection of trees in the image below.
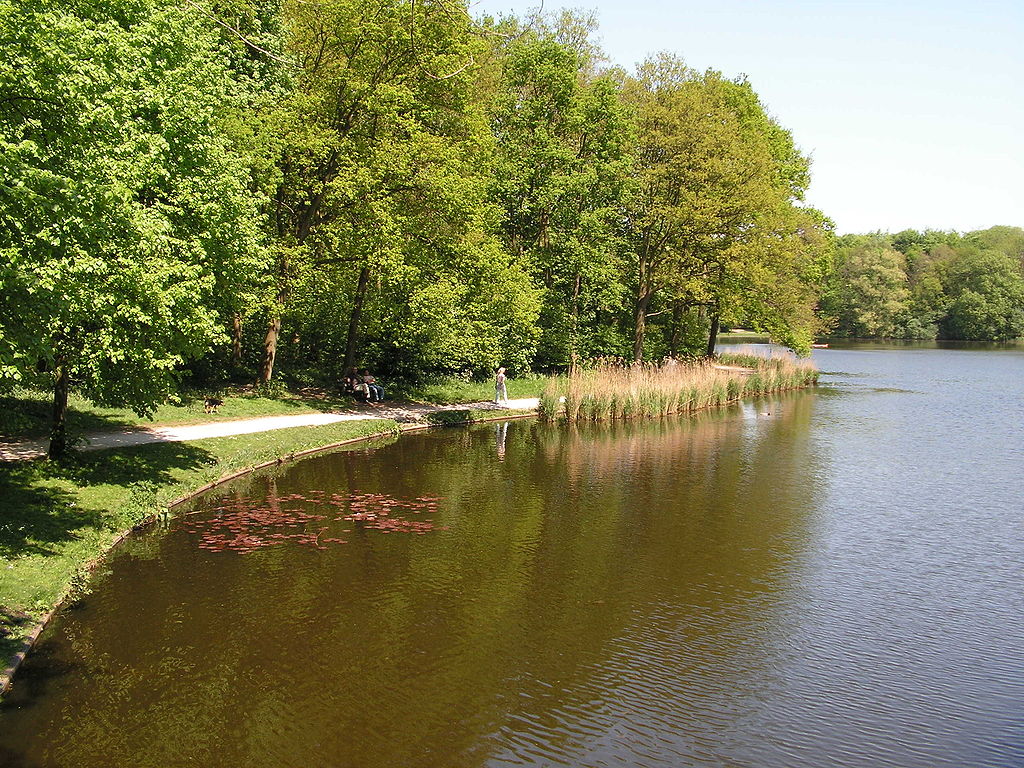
[2,395,825,768]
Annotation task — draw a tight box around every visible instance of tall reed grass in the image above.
[538,354,818,422]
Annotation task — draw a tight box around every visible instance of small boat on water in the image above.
[811,343,829,348]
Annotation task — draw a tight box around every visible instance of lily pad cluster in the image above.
[185,490,447,554]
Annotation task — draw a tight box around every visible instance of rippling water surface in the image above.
[1,343,1022,767]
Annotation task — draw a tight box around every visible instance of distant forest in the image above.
[820,226,1024,342]
[1,0,1020,431]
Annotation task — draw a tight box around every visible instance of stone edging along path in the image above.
[0,400,540,696]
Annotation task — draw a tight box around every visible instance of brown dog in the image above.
[204,397,224,414]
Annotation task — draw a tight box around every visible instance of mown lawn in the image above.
[0,386,355,440]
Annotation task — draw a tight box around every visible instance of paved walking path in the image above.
[0,398,540,462]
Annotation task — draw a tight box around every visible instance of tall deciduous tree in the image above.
[489,34,632,369]
[0,0,265,456]
[940,247,1024,341]
[261,0,538,381]
[822,237,912,338]
[622,56,814,360]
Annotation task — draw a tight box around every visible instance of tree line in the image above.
[3,0,1017,459]
[1,0,830,454]
[819,226,1024,341]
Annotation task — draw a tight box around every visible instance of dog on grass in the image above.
[204,397,224,414]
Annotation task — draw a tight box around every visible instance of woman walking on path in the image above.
[494,367,508,405]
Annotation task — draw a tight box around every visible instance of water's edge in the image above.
[2,376,820,698]
[0,410,536,697]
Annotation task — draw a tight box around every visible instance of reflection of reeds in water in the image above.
[539,355,818,422]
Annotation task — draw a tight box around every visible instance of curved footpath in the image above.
[0,398,540,462]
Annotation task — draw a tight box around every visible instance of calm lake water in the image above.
[1,343,1022,767]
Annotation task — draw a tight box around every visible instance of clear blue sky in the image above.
[471,0,1023,235]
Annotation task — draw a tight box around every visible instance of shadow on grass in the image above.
[0,464,98,559]
[281,390,361,413]
[0,394,137,441]
[0,442,216,560]
[52,441,217,490]
[423,409,474,426]
[423,408,523,426]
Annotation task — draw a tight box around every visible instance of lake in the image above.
[1,343,1021,767]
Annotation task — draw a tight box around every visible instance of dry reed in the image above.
[538,354,818,422]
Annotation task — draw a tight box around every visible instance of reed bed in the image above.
[538,354,818,422]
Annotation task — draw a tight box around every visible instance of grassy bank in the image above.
[0,418,399,664]
[539,356,818,421]
[398,374,551,405]
[0,385,353,440]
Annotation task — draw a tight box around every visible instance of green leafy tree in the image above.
[488,34,632,369]
[940,247,1024,340]
[965,226,1024,270]
[262,0,539,382]
[623,57,815,359]
[822,237,911,337]
[0,0,265,456]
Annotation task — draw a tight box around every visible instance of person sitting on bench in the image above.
[360,369,384,404]
[341,370,367,401]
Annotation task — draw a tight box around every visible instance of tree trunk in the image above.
[669,299,683,358]
[48,360,70,460]
[706,312,720,358]
[341,266,371,375]
[260,315,281,384]
[231,313,243,368]
[633,290,651,363]
[568,272,581,375]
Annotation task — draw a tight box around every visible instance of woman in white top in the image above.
[494,367,508,404]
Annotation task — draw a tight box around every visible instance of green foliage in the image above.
[258,0,542,382]
[622,57,823,359]
[940,248,1024,340]
[488,33,633,368]
[821,228,1024,341]
[1,0,851,444]
[823,237,911,337]
[0,0,267,449]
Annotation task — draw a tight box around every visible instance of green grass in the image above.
[0,418,398,663]
[0,386,356,441]
[398,374,552,405]
[421,407,533,426]
[1,377,551,442]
